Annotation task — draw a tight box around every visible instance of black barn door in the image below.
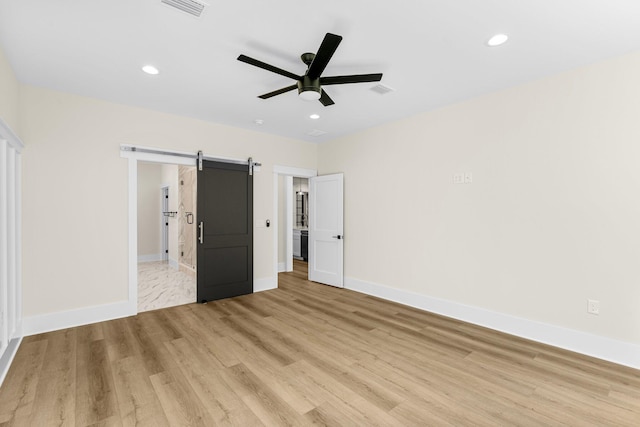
[197,160,253,302]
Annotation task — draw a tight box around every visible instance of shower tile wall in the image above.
[179,166,197,274]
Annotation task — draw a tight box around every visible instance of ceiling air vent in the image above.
[161,0,207,17]
[306,129,328,137]
[370,83,395,95]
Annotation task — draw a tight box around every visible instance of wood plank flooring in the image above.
[1,260,639,426]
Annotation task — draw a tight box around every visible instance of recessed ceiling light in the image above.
[309,114,320,120]
[254,119,264,125]
[487,34,509,47]
[142,65,159,75]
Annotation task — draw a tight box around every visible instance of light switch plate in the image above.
[454,173,472,184]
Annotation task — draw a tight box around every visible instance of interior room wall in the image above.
[318,50,640,347]
[137,162,162,260]
[0,45,20,136]
[161,163,179,267]
[19,85,317,319]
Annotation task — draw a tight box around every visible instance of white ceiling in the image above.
[1,0,640,143]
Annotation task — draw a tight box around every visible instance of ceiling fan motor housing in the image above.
[298,76,321,100]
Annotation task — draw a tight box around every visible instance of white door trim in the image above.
[284,176,293,271]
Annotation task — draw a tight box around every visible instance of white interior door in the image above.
[309,173,343,287]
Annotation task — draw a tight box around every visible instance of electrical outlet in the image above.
[464,172,473,183]
[587,299,600,315]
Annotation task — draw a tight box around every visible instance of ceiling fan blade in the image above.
[237,54,301,81]
[258,84,298,99]
[319,89,335,106]
[320,73,383,85]
[307,33,343,79]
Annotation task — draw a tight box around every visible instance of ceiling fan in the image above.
[237,33,383,106]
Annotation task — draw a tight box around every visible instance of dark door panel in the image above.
[200,247,249,285]
[197,160,253,302]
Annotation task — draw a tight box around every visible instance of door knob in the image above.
[332,235,343,240]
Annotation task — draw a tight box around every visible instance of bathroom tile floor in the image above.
[138,261,196,312]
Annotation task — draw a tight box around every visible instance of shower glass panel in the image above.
[178,165,197,272]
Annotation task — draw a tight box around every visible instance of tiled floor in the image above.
[138,261,196,312]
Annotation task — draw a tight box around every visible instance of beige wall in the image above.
[319,51,640,345]
[0,45,20,136]
[137,162,163,258]
[20,85,317,317]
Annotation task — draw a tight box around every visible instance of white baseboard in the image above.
[278,262,286,273]
[138,253,162,262]
[137,255,178,269]
[0,336,23,388]
[21,275,275,336]
[22,301,135,336]
[345,276,640,370]
[254,276,277,293]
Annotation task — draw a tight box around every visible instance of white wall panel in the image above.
[0,120,23,387]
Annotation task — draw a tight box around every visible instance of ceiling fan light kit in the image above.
[298,75,321,101]
[237,32,383,106]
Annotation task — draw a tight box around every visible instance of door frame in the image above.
[122,146,253,315]
[161,185,169,262]
[272,166,317,278]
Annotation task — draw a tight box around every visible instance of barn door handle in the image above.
[199,221,204,244]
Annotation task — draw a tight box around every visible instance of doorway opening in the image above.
[293,176,309,261]
[274,167,316,286]
[291,177,309,280]
[124,146,260,314]
[275,171,344,288]
[137,161,197,312]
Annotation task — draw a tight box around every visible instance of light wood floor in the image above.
[1,260,639,426]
